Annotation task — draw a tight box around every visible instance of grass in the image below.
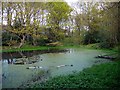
[1,45,83,53]
[1,46,61,53]
[31,61,120,89]
[1,43,118,53]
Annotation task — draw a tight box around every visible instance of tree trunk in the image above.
[18,35,25,48]
[2,2,3,25]
[33,38,37,46]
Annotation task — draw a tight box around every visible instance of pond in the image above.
[1,48,112,88]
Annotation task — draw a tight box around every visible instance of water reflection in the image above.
[2,59,15,64]
[2,49,68,65]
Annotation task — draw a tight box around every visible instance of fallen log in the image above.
[57,64,73,68]
[13,60,24,65]
[26,66,42,69]
[95,55,116,60]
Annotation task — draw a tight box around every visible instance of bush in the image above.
[2,32,20,46]
[36,39,49,46]
[99,42,113,49]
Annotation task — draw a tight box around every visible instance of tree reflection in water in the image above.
[2,49,68,64]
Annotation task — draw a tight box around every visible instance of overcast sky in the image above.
[65,0,79,7]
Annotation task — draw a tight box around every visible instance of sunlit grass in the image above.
[1,43,118,53]
[1,46,62,53]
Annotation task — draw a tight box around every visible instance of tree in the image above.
[2,2,47,48]
[46,2,72,41]
[99,2,119,48]
[73,2,101,45]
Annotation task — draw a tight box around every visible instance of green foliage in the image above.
[13,19,22,29]
[46,2,72,24]
[2,2,119,49]
[46,2,72,41]
[2,32,19,46]
[98,2,119,48]
[35,38,49,46]
[117,45,120,59]
[83,30,100,44]
[62,37,75,46]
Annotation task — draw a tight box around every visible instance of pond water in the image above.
[1,48,112,88]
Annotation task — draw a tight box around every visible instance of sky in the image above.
[1,0,98,25]
[65,0,79,3]
[65,0,79,6]
[1,1,79,25]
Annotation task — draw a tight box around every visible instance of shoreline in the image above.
[1,44,118,53]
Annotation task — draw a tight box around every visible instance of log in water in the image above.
[95,55,116,60]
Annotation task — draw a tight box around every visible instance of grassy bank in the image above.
[1,45,87,53]
[1,46,56,53]
[1,46,66,53]
[1,43,118,53]
[31,61,120,89]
